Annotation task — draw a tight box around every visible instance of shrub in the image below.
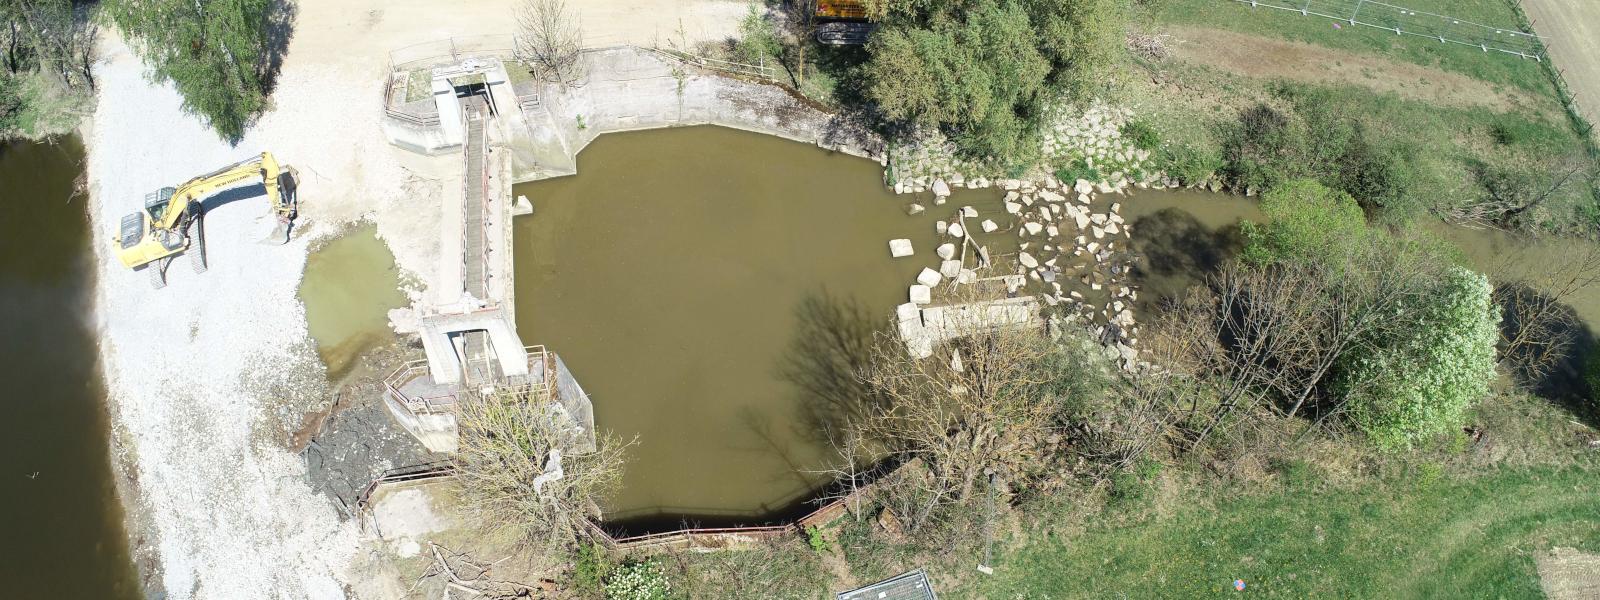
[1221,103,1306,191]
[1336,136,1414,212]
[1337,267,1499,451]
[605,559,671,600]
[1158,142,1223,186]
[1241,179,1369,266]
[574,542,611,596]
[734,3,782,66]
[1055,157,1101,185]
[1120,119,1160,150]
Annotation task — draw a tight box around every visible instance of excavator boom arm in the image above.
[151,152,291,230]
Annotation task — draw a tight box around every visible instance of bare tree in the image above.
[1452,154,1594,230]
[454,388,628,551]
[515,0,585,85]
[1146,244,1446,449]
[851,317,1105,534]
[1489,245,1600,387]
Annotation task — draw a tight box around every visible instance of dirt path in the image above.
[1164,26,1549,113]
[1537,548,1600,600]
[1521,0,1600,138]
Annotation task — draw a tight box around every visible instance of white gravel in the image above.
[86,40,376,600]
[83,0,751,595]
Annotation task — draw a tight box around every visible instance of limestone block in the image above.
[889,239,914,258]
[917,267,944,287]
[981,219,999,233]
[909,285,932,305]
[940,259,962,278]
[936,243,957,260]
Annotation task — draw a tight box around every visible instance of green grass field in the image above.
[1146,0,1554,96]
[971,464,1600,598]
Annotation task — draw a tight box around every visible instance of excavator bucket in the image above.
[261,219,291,245]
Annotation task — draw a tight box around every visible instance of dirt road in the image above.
[1521,0,1600,137]
[1165,26,1547,113]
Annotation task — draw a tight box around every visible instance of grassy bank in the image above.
[1143,0,1552,96]
[1,71,93,141]
[973,462,1600,598]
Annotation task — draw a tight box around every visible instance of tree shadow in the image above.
[1127,207,1246,305]
[1496,283,1599,425]
[259,0,298,97]
[776,290,888,447]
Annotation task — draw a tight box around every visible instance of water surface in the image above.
[299,224,407,380]
[0,138,140,598]
[513,126,1004,528]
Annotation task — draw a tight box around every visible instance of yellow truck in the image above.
[114,152,298,288]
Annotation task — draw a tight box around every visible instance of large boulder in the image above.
[909,284,932,305]
[917,267,944,287]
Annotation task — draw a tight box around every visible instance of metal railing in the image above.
[643,46,782,82]
[1228,0,1546,60]
[390,34,519,72]
[381,71,442,126]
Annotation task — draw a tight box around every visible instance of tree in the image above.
[860,0,1121,161]
[454,388,628,551]
[850,318,1107,533]
[104,0,285,142]
[515,0,585,85]
[1335,267,1499,450]
[734,3,781,67]
[1152,179,1498,451]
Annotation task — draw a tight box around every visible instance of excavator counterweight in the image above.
[113,152,298,288]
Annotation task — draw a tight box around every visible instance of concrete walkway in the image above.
[1522,0,1600,138]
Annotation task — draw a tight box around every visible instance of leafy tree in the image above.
[104,0,283,142]
[861,0,1121,162]
[734,3,782,66]
[1336,267,1499,451]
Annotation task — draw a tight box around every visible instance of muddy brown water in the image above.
[0,138,140,598]
[512,126,1598,531]
[299,223,408,381]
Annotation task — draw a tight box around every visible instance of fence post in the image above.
[1349,0,1365,25]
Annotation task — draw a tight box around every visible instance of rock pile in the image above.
[884,104,1158,371]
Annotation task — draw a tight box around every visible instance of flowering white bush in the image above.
[1339,267,1499,451]
[604,559,671,600]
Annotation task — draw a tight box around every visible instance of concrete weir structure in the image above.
[380,52,594,453]
[378,45,881,454]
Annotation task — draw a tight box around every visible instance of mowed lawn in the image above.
[1146,0,1553,96]
[973,465,1600,598]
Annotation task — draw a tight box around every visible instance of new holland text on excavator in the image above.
[114,152,298,288]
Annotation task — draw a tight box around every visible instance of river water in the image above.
[0,138,140,597]
[513,126,1596,531]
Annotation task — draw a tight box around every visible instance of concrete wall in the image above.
[514,47,884,183]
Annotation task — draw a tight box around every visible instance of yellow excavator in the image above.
[114,152,298,288]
